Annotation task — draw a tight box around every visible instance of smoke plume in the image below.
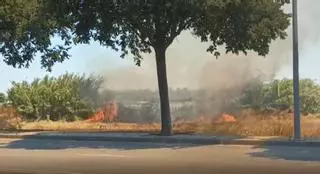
[101,1,320,89]
[94,1,320,117]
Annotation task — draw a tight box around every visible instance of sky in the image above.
[0,1,320,92]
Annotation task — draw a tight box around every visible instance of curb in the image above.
[1,133,320,147]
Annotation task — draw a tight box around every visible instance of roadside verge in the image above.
[0,132,319,147]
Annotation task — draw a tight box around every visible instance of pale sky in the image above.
[0,42,135,92]
[0,1,319,92]
[0,34,319,93]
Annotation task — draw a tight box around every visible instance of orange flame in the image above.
[86,101,118,123]
[218,113,236,123]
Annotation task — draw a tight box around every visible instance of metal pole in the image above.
[292,0,301,140]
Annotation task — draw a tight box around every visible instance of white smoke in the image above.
[99,1,319,91]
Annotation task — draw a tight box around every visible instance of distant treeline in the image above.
[1,73,320,122]
[113,79,320,115]
[1,73,110,121]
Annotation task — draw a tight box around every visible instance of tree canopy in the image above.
[1,0,291,135]
[1,0,290,68]
[239,79,320,114]
[7,73,106,121]
[0,92,6,103]
[0,0,73,71]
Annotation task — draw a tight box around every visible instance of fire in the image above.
[86,101,118,123]
[222,113,236,122]
[103,100,118,122]
[215,113,236,123]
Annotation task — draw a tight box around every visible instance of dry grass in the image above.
[0,106,22,130]
[19,121,196,134]
[180,109,320,138]
[20,121,161,133]
[2,108,320,137]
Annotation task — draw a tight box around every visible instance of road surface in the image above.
[0,138,319,174]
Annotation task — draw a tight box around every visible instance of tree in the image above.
[0,92,6,103]
[239,78,320,114]
[7,73,105,121]
[0,0,72,71]
[1,0,290,135]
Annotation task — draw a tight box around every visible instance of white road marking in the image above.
[215,144,253,148]
[0,144,8,147]
[0,168,83,174]
[78,153,135,158]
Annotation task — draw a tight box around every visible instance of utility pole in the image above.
[292,0,301,140]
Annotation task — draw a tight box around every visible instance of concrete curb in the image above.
[0,133,319,147]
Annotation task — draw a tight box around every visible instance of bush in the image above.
[7,73,108,121]
[0,93,6,103]
[240,78,320,114]
[0,105,22,130]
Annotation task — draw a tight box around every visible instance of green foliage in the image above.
[1,0,289,69]
[240,79,320,114]
[0,92,6,103]
[62,0,289,64]
[7,73,106,121]
[0,0,72,71]
[1,0,290,135]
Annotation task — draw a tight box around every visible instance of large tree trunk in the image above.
[155,46,173,136]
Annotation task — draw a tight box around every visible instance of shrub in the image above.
[7,73,108,121]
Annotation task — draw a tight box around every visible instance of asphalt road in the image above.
[0,138,319,174]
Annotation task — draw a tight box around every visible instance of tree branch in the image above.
[126,22,152,47]
[165,19,191,48]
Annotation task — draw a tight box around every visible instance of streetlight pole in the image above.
[292,0,301,140]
